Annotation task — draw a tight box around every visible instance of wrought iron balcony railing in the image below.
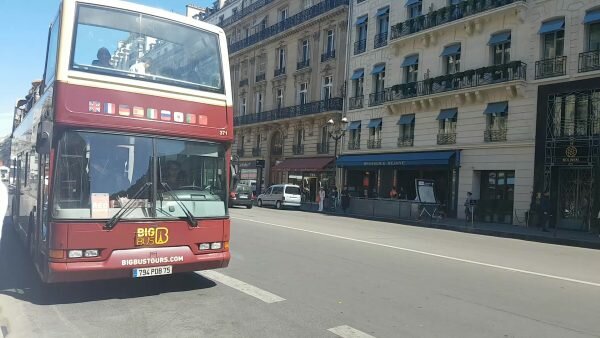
[317,142,330,154]
[484,128,507,142]
[349,96,364,110]
[274,68,286,77]
[437,132,457,145]
[216,0,275,28]
[271,144,283,156]
[374,32,388,49]
[229,0,349,53]
[354,39,366,55]
[321,50,336,62]
[252,147,261,156]
[237,148,245,157]
[255,73,266,83]
[578,50,600,73]
[369,91,387,106]
[383,61,526,104]
[348,139,361,150]
[535,56,567,79]
[234,98,343,126]
[391,0,523,41]
[292,144,305,155]
[397,136,414,147]
[239,78,248,87]
[367,139,382,149]
[297,59,310,70]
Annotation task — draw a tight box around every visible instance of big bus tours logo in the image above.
[136,227,169,246]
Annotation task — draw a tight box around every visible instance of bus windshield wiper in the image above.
[104,182,152,230]
[160,182,198,227]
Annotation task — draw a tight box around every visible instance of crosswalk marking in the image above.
[328,325,376,338]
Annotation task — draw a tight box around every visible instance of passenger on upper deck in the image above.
[92,47,112,68]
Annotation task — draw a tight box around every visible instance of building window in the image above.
[407,0,422,19]
[375,7,389,48]
[241,97,247,116]
[355,16,368,54]
[441,44,461,75]
[276,88,284,108]
[402,55,419,83]
[588,22,600,51]
[294,127,305,154]
[352,69,364,97]
[299,82,308,105]
[277,48,286,70]
[489,32,511,65]
[397,114,415,147]
[437,108,457,144]
[301,39,310,62]
[295,128,304,145]
[368,118,382,149]
[484,101,508,142]
[320,125,329,147]
[256,92,263,113]
[540,20,565,58]
[322,76,333,100]
[279,8,288,22]
[325,29,335,54]
[373,64,385,92]
[348,121,361,149]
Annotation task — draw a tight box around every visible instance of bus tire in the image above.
[257,199,263,207]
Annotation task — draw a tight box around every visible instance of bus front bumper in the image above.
[47,246,230,283]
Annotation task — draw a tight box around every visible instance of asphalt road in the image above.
[1,207,600,338]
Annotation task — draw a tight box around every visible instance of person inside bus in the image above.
[92,47,112,68]
[89,151,130,196]
[164,161,186,189]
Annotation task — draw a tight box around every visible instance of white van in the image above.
[257,184,302,209]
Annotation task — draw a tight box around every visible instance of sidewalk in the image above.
[299,202,600,250]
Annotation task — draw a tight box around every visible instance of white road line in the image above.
[232,217,600,288]
[328,325,376,338]
[197,270,286,304]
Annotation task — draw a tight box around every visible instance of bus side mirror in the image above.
[36,120,52,155]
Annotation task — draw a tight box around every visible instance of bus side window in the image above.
[24,153,29,187]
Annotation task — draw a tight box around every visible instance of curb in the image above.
[299,208,600,250]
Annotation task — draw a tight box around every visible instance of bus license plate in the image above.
[133,265,172,278]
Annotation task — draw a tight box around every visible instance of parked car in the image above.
[229,184,253,209]
[257,184,302,209]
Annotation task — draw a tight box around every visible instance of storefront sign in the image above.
[239,161,257,169]
[416,179,436,203]
[559,144,589,165]
[362,161,407,166]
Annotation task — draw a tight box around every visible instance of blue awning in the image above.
[539,18,565,34]
[401,54,419,67]
[336,151,456,167]
[368,118,382,128]
[377,6,390,16]
[584,10,600,24]
[437,108,457,120]
[484,101,508,115]
[488,32,511,45]
[348,121,362,130]
[397,114,415,125]
[351,69,364,80]
[372,64,386,75]
[440,44,461,57]
[405,0,421,7]
[356,15,368,25]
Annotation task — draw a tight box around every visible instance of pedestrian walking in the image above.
[540,191,552,232]
[464,192,474,222]
[330,187,339,211]
[318,187,326,212]
[341,186,350,213]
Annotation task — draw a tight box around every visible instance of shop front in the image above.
[238,161,259,193]
[272,157,335,202]
[337,151,460,216]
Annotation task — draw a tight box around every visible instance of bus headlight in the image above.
[68,250,83,258]
[199,243,210,250]
[210,242,222,250]
[84,249,99,257]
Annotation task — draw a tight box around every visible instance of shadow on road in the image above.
[0,218,217,306]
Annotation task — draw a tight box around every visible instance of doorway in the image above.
[557,168,593,230]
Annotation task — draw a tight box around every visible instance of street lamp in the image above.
[327,116,348,159]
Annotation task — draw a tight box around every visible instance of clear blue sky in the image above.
[0,0,213,139]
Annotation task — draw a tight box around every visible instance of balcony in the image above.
[217,0,275,28]
[349,96,364,110]
[348,139,361,150]
[390,0,523,42]
[317,142,330,154]
[437,132,457,145]
[234,98,343,126]
[297,59,310,71]
[271,144,283,156]
[354,39,366,55]
[369,91,387,107]
[385,61,526,104]
[374,32,388,49]
[229,0,349,53]
[321,50,336,62]
[292,144,305,155]
[255,73,266,83]
[274,68,286,77]
[484,128,507,142]
[535,56,567,79]
[239,78,248,87]
[367,139,382,149]
[397,136,414,147]
[252,147,261,157]
[578,50,600,73]
[237,148,245,157]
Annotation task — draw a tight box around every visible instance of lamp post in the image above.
[327,116,348,191]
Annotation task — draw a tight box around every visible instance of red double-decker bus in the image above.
[10,0,233,282]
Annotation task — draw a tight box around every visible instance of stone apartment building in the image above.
[339,0,600,230]
[190,0,349,201]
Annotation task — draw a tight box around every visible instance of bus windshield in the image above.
[71,4,223,92]
[53,131,227,220]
